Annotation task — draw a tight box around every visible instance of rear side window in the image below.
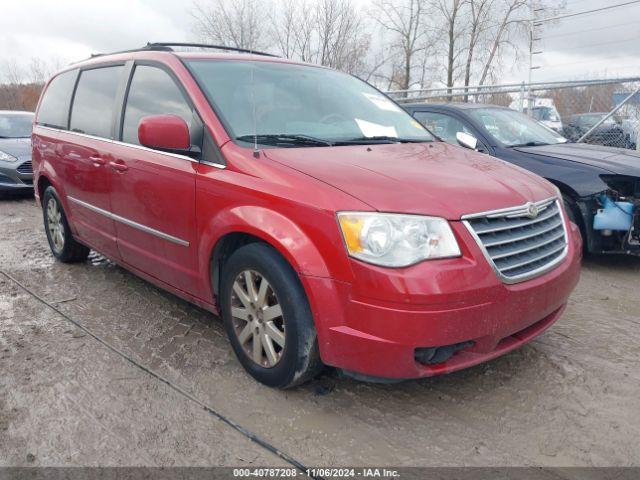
[121,65,193,145]
[70,66,124,138]
[37,70,77,129]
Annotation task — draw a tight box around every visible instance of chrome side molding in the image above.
[68,196,190,247]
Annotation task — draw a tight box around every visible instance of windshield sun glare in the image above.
[186,60,433,146]
[470,108,566,147]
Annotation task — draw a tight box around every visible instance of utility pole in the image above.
[528,0,542,116]
[527,1,533,111]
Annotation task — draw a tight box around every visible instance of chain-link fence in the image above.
[386,78,640,150]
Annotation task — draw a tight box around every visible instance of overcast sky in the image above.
[1,0,638,86]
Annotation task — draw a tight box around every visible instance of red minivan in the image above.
[32,44,582,388]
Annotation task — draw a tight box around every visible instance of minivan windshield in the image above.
[0,113,34,138]
[186,60,433,146]
[469,108,567,147]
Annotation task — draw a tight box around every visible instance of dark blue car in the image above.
[404,103,640,256]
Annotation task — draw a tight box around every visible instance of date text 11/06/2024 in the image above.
[232,468,400,477]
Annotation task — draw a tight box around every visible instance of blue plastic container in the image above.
[593,195,634,231]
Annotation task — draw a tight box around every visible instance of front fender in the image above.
[197,204,351,301]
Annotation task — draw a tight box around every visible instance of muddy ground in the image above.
[1,196,639,468]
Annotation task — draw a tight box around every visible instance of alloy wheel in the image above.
[46,197,65,254]
[230,269,286,368]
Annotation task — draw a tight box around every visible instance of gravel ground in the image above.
[1,196,639,468]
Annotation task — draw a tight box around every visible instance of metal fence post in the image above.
[385,78,640,150]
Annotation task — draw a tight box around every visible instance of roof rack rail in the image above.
[144,42,279,57]
[81,42,279,64]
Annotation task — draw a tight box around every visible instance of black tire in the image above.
[220,243,323,388]
[42,186,90,263]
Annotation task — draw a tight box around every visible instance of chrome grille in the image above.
[463,198,568,283]
[17,160,33,174]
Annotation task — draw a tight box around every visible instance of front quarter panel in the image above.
[195,144,372,302]
[494,147,610,197]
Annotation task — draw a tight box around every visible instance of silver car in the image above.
[0,110,34,194]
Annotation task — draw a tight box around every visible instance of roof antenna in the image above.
[249,45,259,158]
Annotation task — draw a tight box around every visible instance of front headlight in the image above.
[337,212,461,267]
[0,151,17,162]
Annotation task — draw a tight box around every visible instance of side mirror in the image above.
[456,131,478,151]
[138,114,192,154]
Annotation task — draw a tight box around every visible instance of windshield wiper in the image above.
[236,134,333,147]
[509,141,550,148]
[334,136,432,145]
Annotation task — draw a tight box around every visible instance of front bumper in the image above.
[303,220,582,380]
[0,160,33,192]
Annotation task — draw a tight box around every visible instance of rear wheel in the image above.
[42,186,89,263]
[220,243,322,388]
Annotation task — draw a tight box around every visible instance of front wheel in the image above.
[42,186,90,263]
[220,243,323,388]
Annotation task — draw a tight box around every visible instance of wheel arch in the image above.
[35,159,65,206]
[200,206,336,303]
[546,178,580,201]
[547,177,591,249]
[37,174,53,197]
[209,231,265,299]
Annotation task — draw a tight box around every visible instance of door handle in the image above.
[64,152,82,160]
[109,161,128,173]
[89,155,106,167]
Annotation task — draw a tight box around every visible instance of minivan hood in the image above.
[515,143,640,176]
[0,137,31,160]
[264,142,555,220]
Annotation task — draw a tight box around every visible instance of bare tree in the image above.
[463,0,491,97]
[187,0,565,93]
[434,0,466,92]
[422,0,564,94]
[0,56,65,111]
[370,0,431,91]
[292,3,317,62]
[191,0,268,51]
[268,0,301,59]
[1,59,23,86]
[315,0,370,74]
[27,57,62,85]
[267,0,371,75]
[0,60,25,110]
[476,0,527,86]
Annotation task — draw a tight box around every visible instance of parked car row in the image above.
[0,110,35,194]
[508,97,637,149]
[405,103,640,258]
[8,42,636,388]
[563,112,630,148]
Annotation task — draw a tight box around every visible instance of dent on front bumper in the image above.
[302,220,582,380]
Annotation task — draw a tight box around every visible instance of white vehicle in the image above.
[621,116,640,150]
[511,98,563,133]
